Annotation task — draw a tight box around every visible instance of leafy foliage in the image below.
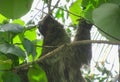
[2,71,21,82]
[0,1,44,81]
[55,8,65,22]
[69,0,82,24]
[69,0,120,41]
[0,43,26,58]
[0,24,24,34]
[0,55,12,70]
[28,63,48,82]
[82,62,116,82]
[93,3,120,41]
[22,38,36,60]
[0,14,8,23]
[0,0,33,19]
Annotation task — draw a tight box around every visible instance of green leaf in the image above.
[81,0,100,8]
[0,55,12,70]
[0,24,24,34]
[0,43,26,58]
[34,40,43,59]
[69,0,82,24]
[81,0,91,7]
[13,35,22,44]
[12,19,25,26]
[43,0,48,3]
[66,0,70,2]
[0,24,24,43]
[93,3,120,41]
[24,28,37,41]
[13,35,26,64]
[0,0,33,19]
[2,71,21,82]
[81,0,109,22]
[107,0,120,5]
[0,32,10,43]
[55,8,65,22]
[81,0,96,22]
[0,71,4,82]
[61,10,65,23]
[22,38,36,59]
[23,38,33,54]
[0,14,7,23]
[28,63,48,82]
[83,4,94,22]
[13,35,25,52]
[6,54,19,67]
[55,9,62,18]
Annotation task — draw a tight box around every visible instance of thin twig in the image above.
[51,0,60,12]
[35,45,58,48]
[15,43,58,48]
[52,6,81,17]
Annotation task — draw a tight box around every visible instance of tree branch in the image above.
[53,6,81,17]
[51,0,60,12]
[70,40,120,46]
[13,40,120,71]
[48,0,52,13]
